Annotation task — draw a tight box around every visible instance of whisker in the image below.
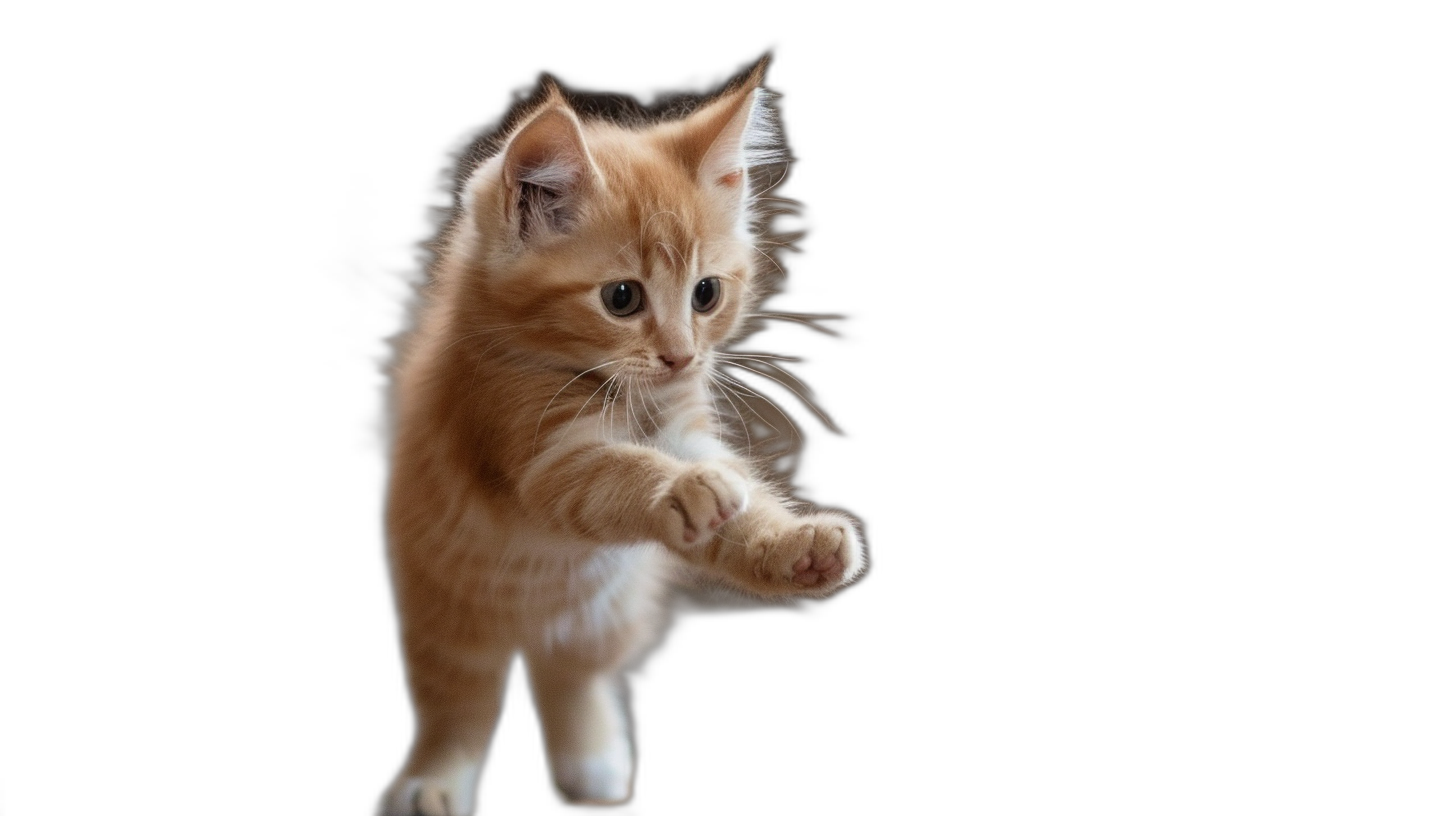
[640,378,667,430]
[622,375,643,441]
[597,373,620,439]
[750,244,787,278]
[608,375,620,440]
[439,323,532,357]
[473,328,532,357]
[655,241,686,272]
[456,328,536,404]
[639,379,663,434]
[561,367,621,441]
[709,376,753,450]
[710,369,799,441]
[533,359,621,452]
[748,165,791,204]
[707,378,733,448]
[719,359,839,433]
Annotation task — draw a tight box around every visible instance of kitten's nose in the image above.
[659,353,695,372]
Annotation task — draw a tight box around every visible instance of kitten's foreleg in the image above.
[518,442,749,546]
[518,438,865,596]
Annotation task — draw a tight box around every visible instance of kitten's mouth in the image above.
[610,360,700,390]
[614,366,697,396]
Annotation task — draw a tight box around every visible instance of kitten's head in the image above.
[447,63,785,388]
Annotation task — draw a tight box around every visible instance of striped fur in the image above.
[380,62,866,815]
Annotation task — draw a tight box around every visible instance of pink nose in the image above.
[659,353,694,371]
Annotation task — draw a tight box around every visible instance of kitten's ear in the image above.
[502,99,594,242]
[678,62,783,199]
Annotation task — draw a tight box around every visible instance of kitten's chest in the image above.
[422,491,668,641]
[598,379,712,455]
[485,540,666,646]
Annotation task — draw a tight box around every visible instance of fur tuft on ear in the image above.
[678,59,792,233]
[689,87,786,192]
[502,105,593,242]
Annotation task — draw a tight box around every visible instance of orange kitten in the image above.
[380,59,867,815]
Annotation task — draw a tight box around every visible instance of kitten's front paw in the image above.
[657,461,749,547]
[757,512,866,595]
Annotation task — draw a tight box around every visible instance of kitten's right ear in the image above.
[501,101,594,243]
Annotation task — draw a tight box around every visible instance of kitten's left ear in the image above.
[678,62,784,201]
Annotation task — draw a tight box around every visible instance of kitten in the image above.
[380,59,867,816]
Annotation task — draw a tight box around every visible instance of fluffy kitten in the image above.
[380,60,867,816]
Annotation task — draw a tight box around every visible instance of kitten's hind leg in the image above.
[380,644,513,816]
[525,648,636,805]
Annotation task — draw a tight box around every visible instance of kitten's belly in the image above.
[398,498,669,655]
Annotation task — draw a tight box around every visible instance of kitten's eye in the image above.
[692,277,722,313]
[601,281,644,316]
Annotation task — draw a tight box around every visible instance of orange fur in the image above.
[380,62,866,815]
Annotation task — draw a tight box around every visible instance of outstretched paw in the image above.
[657,461,750,547]
[758,512,866,596]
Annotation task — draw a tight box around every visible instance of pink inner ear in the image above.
[718,169,743,188]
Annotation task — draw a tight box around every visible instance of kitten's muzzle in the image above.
[658,353,695,374]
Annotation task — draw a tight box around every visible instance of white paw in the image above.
[380,773,475,816]
[658,461,750,547]
[551,739,634,804]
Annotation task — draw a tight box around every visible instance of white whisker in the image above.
[710,369,799,441]
[749,243,787,278]
[438,322,532,356]
[534,359,621,452]
[719,359,835,430]
[629,376,652,439]
[596,373,619,439]
[561,369,621,440]
[456,327,538,403]
[709,376,753,449]
[640,378,666,431]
